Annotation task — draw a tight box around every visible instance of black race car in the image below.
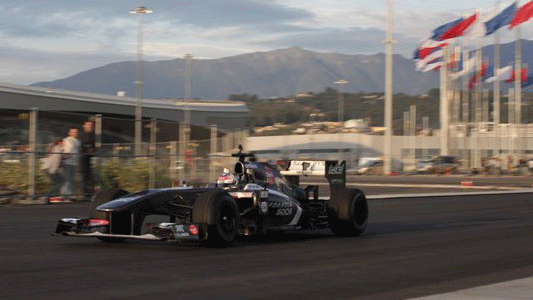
[54,147,368,247]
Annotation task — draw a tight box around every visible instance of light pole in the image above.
[184,54,194,100]
[130,6,152,157]
[384,0,395,175]
[334,79,348,162]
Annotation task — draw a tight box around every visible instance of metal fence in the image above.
[0,108,247,199]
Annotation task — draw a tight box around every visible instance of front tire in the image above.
[192,190,240,247]
[327,188,368,237]
[89,188,129,243]
[89,188,129,219]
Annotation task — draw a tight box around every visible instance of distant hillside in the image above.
[32,47,438,99]
[32,40,533,99]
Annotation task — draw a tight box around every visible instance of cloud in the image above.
[0,46,129,85]
[150,0,314,27]
[0,0,527,86]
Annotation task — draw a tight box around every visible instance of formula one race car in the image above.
[54,146,368,247]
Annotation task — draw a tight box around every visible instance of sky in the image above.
[0,0,530,85]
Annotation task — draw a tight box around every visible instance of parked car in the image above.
[356,157,383,175]
[434,155,458,174]
[416,157,436,173]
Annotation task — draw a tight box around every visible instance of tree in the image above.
[228,94,258,102]
[427,88,440,97]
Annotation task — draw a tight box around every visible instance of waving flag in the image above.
[414,44,445,60]
[431,17,464,40]
[416,49,444,70]
[447,53,460,69]
[485,66,513,83]
[482,65,495,81]
[420,52,458,73]
[468,62,488,90]
[439,14,478,40]
[450,56,477,79]
[509,0,533,29]
[413,39,448,60]
[521,74,533,88]
[505,68,528,83]
[486,2,517,35]
[465,3,517,40]
[468,75,479,90]
[422,61,443,73]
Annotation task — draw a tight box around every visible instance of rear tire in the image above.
[89,188,129,243]
[192,190,240,247]
[327,188,368,237]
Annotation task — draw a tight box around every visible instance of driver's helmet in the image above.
[217,169,239,188]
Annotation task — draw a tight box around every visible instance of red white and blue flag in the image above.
[468,62,488,90]
[485,2,517,35]
[431,17,465,40]
[413,39,448,60]
[439,14,478,40]
[505,68,528,83]
[484,66,513,83]
[509,0,533,29]
[416,49,444,70]
[521,74,533,88]
[450,56,477,79]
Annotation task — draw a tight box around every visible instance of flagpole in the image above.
[472,8,482,171]
[440,45,450,156]
[383,0,394,175]
[474,45,482,170]
[514,23,522,162]
[452,46,461,159]
[508,87,515,171]
[462,44,470,170]
[494,2,501,159]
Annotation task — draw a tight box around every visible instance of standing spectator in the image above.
[41,138,64,199]
[63,127,81,200]
[80,120,96,200]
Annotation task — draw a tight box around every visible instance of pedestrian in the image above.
[62,127,81,200]
[80,120,96,200]
[40,138,64,199]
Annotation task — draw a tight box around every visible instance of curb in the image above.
[312,188,533,201]
[366,189,533,200]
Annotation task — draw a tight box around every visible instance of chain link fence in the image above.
[0,108,247,199]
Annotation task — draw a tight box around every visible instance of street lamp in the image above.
[184,54,194,100]
[334,79,348,162]
[130,6,152,157]
[384,0,395,175]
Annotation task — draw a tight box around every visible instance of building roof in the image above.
[0,82,248,131]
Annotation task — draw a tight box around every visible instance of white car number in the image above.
[276,208,293,216]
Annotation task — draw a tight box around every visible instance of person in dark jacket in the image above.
[80,121,96,200]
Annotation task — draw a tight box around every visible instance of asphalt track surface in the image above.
[2,186,533,299]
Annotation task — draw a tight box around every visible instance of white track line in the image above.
[410,276,533,299]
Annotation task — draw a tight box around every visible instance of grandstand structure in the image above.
[0,82,249,146]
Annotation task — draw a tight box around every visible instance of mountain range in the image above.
[32,40,533,99]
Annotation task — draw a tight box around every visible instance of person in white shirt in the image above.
[63,127,81,200]
[41,138,64,198]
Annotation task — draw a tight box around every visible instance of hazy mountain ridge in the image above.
[32,40,533,99]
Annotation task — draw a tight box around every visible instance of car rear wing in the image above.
[277,160,346,189]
